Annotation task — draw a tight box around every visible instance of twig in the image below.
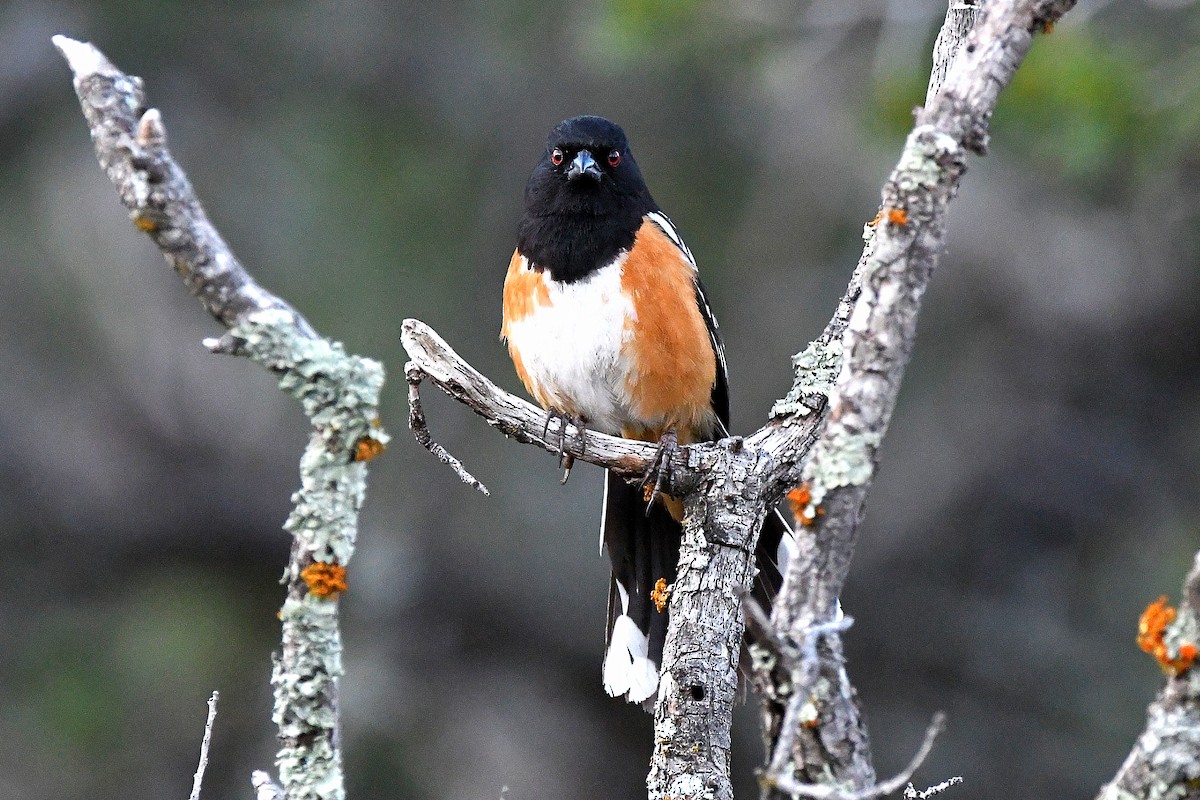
[762,615,856,782]
[406,367,490,495]
[904,776,963,799]
[768,714,947,800]
[188,691,219,800]
[55,35,388,800]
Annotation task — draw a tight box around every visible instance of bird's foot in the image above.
[639,427,678,514]
[541,409,587,484]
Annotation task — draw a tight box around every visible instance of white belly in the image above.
[505,255,635,435]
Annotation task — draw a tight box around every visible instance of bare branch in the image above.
[904,777,964,799]
[406,367,490,495]
[767,714,947,800]
[401,317,686,484]
[925,2,985,106]
[55,36,389,800]
[51,36,313,337]
[188,691,219,800]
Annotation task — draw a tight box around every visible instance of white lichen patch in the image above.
[803,426,883,507]
[771,337,843,418]
[893,126,961,195]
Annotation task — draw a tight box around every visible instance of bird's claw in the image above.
[541,409,587,483]
[640,428,678,514]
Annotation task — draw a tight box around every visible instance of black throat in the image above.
[517,201,650,284]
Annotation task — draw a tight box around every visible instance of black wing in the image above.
[645,211,730,431]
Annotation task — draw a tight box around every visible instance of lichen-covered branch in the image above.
[1097,553,1200,800]
[54,36,388,800]
[761,1,1075,795]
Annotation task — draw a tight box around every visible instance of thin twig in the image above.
[405,366,489,495]
[903,776,963,799]
[769,713,947,800]
[188,691,219,800]
[763,615,856,781]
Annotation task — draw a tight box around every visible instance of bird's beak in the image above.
[567,150,603,182]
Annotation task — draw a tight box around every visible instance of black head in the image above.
[518,116,658,283]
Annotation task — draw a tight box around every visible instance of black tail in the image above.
[601,470,679,704]
[601,471,794,706]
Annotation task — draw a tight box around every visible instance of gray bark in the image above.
[54,36,388,800]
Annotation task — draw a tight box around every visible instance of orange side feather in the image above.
[501,249,554,408]
[620,221,717,445]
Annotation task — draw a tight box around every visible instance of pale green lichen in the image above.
[892,126,960,195]
[803,426,882,507]
[772,337,843,418]
[273,596,343,731]
[231,309,388,568]
[229,309,388,800]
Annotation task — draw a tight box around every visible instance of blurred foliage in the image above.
[581,0,705,68]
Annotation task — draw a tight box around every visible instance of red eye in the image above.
[608,149,621,166]
[551,148,564,166]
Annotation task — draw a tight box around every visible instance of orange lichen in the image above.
[1137,595,1198,675]
[787,484,811,514]
[353,436,386,462]
[302,562,348,598]
[1042,20,1055,34]
[787,483,822,526]
[651,578,670,613]
[133,215,157,232]
[886,208,909,226]
[867,210,884,227]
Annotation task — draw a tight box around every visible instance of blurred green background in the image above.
[3,0,1199,797]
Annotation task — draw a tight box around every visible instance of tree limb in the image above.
[762,0,1074,794]
[54,35,389,800]
[1096,552,1200,800]
[401,318,668,486]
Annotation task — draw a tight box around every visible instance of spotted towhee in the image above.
[501,116,792,705]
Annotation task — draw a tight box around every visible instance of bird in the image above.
[500,115,792,706]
